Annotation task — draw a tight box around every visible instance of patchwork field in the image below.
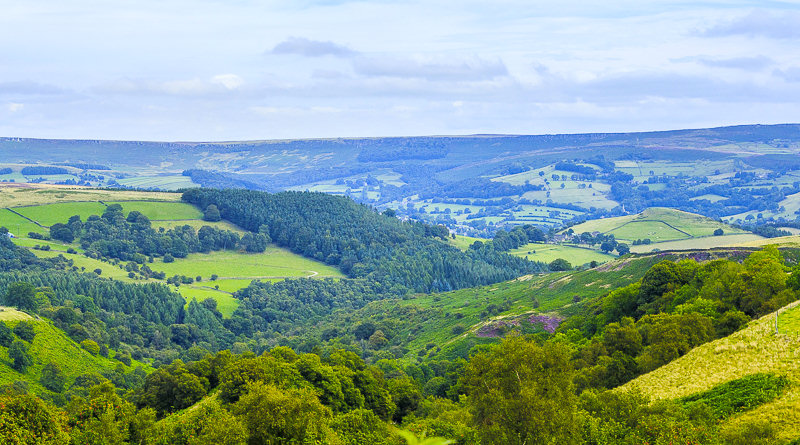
[568,207,747,241]
[508,243,614,265]
[1,187,347,318]
[629,233,766,253]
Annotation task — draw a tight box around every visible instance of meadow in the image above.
[0,183,182,208]
[116,175,197,190]
[508,243,614,265]
[629,233,766,253]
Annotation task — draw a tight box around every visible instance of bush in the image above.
[9,340,33,372]
[714,228,724,236]
[451,324,466,335]
[0,323,13,347]
[40,362,66,393]
[163,254,175,263]
[549,258,572,271]
[681,373,789,419]
[81,339,100,356]
[13,321,36,342]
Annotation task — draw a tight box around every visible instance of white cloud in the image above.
[7,103,24,113]
[352,55,509,81]
[211,74,244,90]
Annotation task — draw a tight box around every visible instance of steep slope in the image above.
[624,301,800,441]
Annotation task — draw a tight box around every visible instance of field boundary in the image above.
[5,208,46,228]
[605,218,692,239]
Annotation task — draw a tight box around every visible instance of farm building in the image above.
[5,232,14,238]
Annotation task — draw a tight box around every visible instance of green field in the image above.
[778,304,800,335]
[629,233,766,253]
[0,183,183,208]
[106,201,203,220]
[151,219,245,233]
[13,202,108,226]
[151,248,343,280]
[568,207,746,242]
[508,243,615,265]
[0,208,47,235]
[449,234,487,250]
[176,286,239,317]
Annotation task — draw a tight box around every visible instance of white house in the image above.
[5,232,14,238]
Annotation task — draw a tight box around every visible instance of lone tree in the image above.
[616,243,630,256]
[9,340,33,372]
[714,228,724,236]
[4,282,37,313]
[549,258,572,271]
[203,204,222,222]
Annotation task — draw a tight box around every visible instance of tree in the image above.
[203,204,222,222]
[0,323,13,347]
[49,223,74,243]
[461,336,579,445]
[4,282,37,312]
[549,258,572,271]
[233,382,338,444]
[600,240,616,253]
[616,243,630,256]
[41,362,67,393]
[13,321,36,342]
[0,392,69,444]
[9,340,33,372]
[714,228,724,236]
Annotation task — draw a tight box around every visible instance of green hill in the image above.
[624,301,800,442]
[0,314,137,392]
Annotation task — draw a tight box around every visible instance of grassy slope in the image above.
[508,243,615,266]
[624,301,800,441]
[0,317,139,392]
[0,183,182,208]
[356,255,662,360]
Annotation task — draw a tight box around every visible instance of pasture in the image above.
[150,248,343,280]
[629,234,766,253]
[0,183,182,208]
[508,243,614,265]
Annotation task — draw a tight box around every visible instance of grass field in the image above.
[624,300,800,441]
[568,208,746,242]
[31,249,136,281]
[629,233,766,253]
[12,202,108,226]
[150,248,344,280]
[0,307,34,321]
[449,235,487,251]
[177,286,239,317]
[106,201,203,220]
[151,219,245,233]
[0,183,182,208]
[508,243,615,265]
[0,208,47,235]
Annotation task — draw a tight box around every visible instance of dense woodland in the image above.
[182,189,546,292]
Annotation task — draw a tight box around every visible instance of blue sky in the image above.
[1,0,799,140]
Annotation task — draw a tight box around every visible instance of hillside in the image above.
[566,207,762,252]
[0,186,346,316]
[624,301,800,441]
[0,316,143,392]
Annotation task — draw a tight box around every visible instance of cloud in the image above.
[694,55,773,71]
[270,37,356,57]
[0,81,64,95]
[775,66,800,83]
[7,103,24,113]
[211,74,244,90]
[701,10,800,39]
[99,74,245,96]
[352,55,509,81]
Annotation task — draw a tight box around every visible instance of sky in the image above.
[1,0,800,141]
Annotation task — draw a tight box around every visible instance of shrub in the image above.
[13,321,36,342]
[81,339,100,356]
[0,323,13,347]
[9,340,33,372]
[681,373,790,419]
